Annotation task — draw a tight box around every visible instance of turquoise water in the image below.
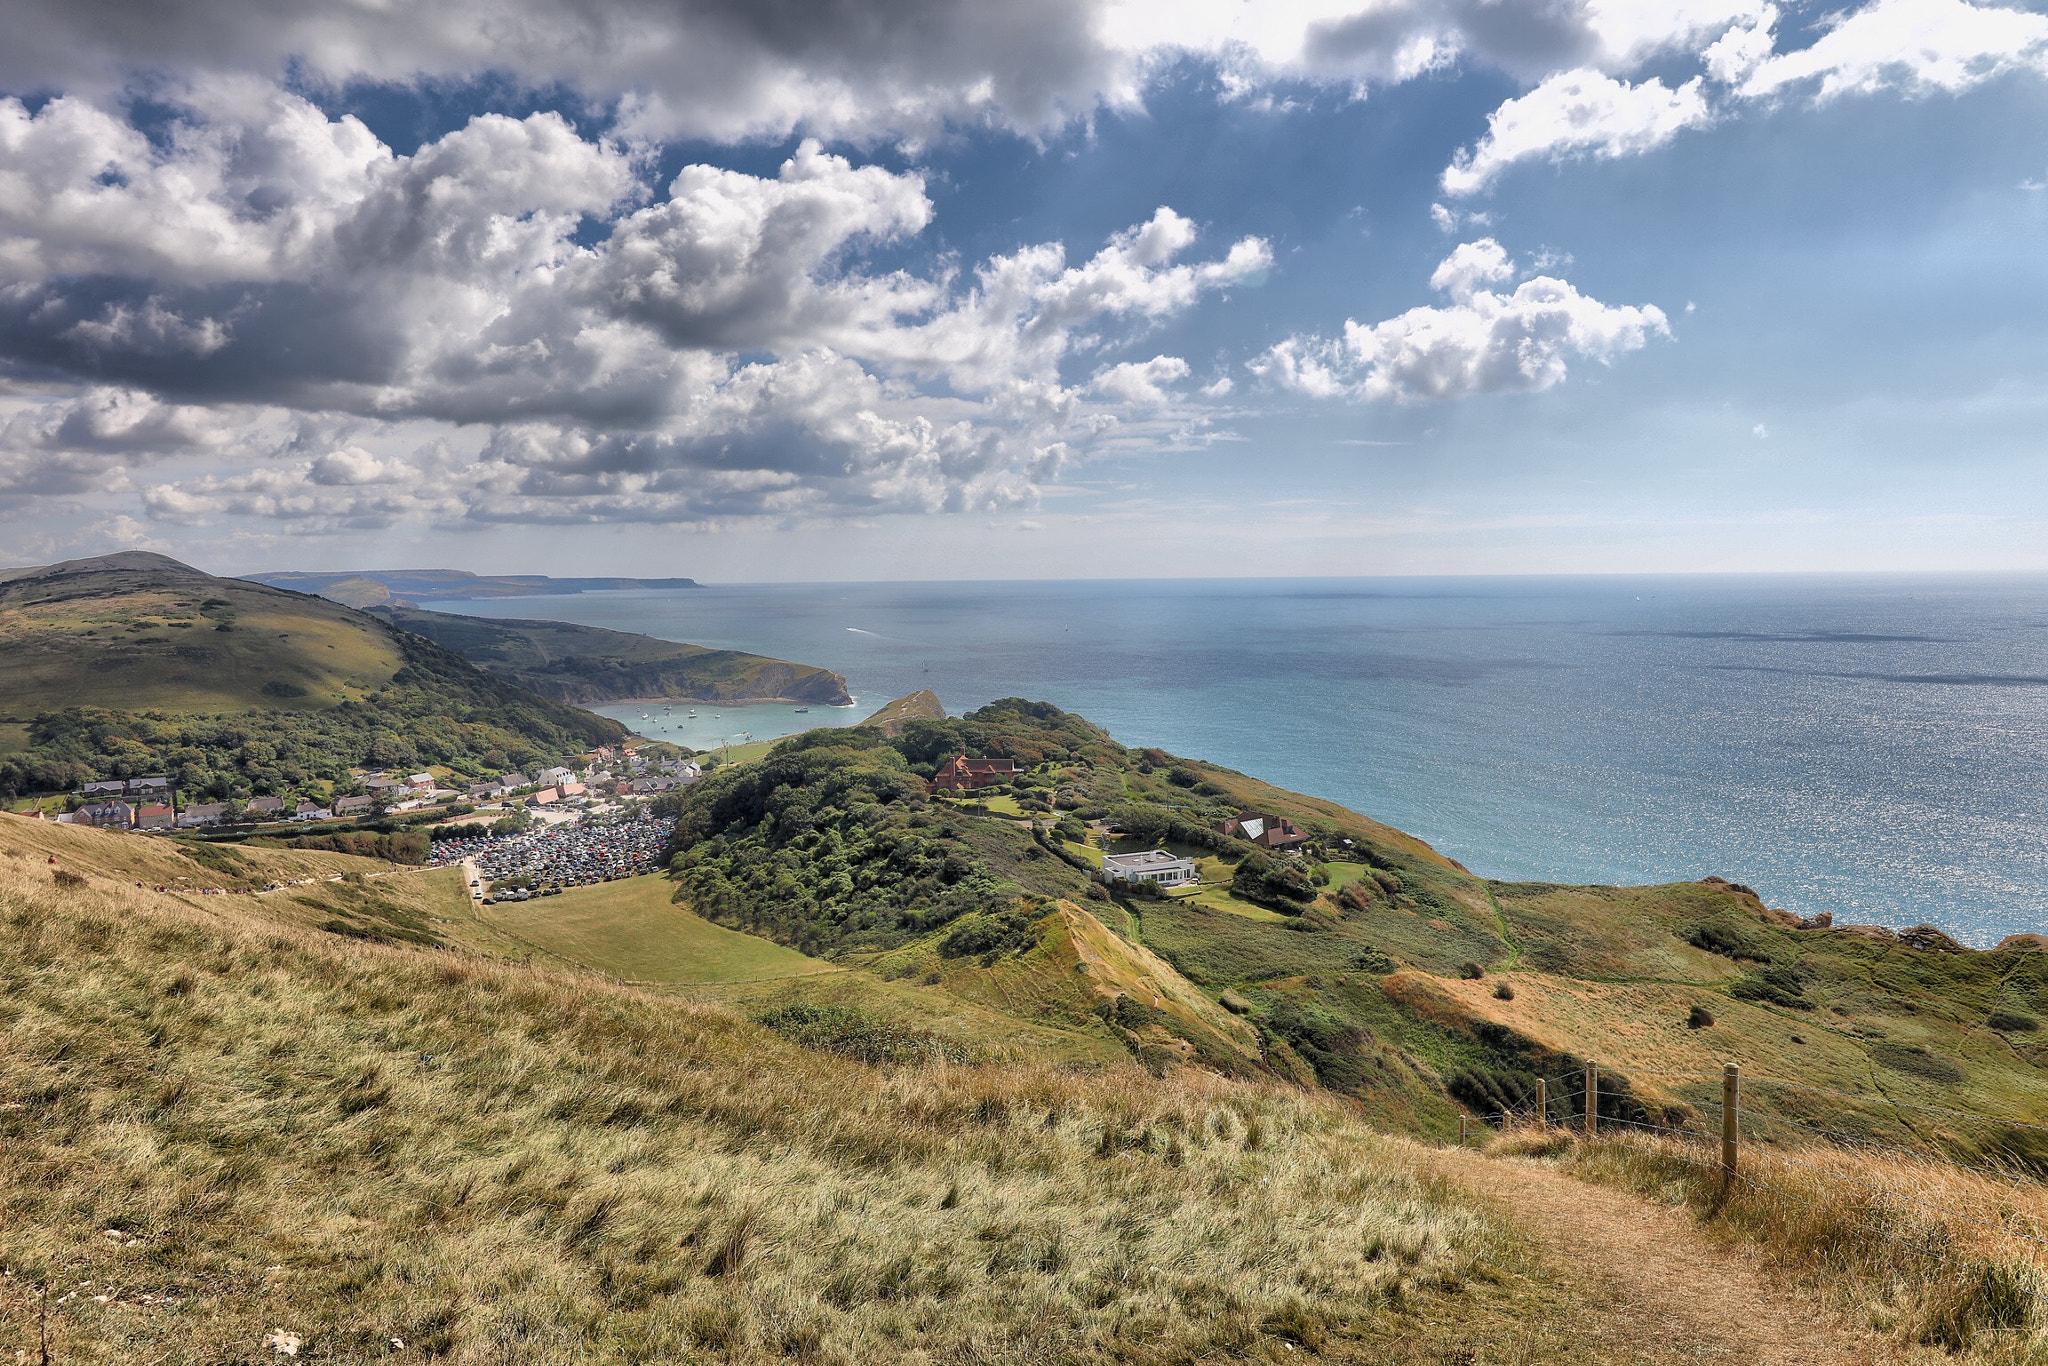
[444,576,2048,946]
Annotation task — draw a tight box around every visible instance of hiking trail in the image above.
[1432,1150,1921,1365]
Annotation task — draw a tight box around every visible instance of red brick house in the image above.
[1219,811,1310,851]
[929,755,1021,794]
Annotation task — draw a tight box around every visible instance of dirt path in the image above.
[1434,1152,1913,1366]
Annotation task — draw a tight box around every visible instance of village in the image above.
[32,744,702,834]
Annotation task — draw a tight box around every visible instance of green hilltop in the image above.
[0,555,625,799]
[652,696,2048,1156]
[371,603,852,706]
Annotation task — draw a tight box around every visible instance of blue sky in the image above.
[3,0,2047,579]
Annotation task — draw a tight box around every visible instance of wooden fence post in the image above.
[1459,1113,1468,1145]
[1584,1062,1597,1137]
[1536,1078,1547,1127]
[1721,1063,1739,1200]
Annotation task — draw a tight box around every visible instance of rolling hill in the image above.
[370,603,852,706]
[245,567,701,600]
[656,696,2048,1154]
[9,714,2048,1359]
[0,815,1554,1363]
[0,555,624,798]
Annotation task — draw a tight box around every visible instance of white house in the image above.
[1100,849,1199,888]
[178,802,228,828]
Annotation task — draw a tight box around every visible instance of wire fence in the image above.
[1449,1058,2048,1263]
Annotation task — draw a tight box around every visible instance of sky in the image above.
[4,0,2048,580]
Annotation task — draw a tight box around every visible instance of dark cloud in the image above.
[0,0,1116,141]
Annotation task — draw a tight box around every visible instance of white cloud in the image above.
[1703,6,1779,85]
[1092,355,1191,404]
[1741,0,2048,100]
[1429,201,1492,233]
[1254,239,1668,402]
[1442,69,1711,196]
[0,84,1274,527]
[1428,239,1516,301]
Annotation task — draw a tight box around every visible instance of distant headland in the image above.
[245,568,702,606]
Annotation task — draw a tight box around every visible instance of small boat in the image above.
[793,707,810,714]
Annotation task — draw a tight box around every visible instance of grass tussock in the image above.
[0,857,1508,1364]
[1503,1125,2048,1359]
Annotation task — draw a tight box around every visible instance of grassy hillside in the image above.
[477,873,840,985]
[861,688,947,736]
[0,556,625,798]
[0,817,1568,1364]
[658,697,2048,1153]
[374,604,852,706]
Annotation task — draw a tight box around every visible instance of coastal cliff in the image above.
[374,605,852,706]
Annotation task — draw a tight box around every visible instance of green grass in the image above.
[1,821,1550,1363]
[0,574,403,722]
[1175,881,1290,921]
[478,874,837,985]
[377,605,850,707]
[709,738,776,765]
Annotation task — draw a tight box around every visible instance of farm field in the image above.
[477,873,837,985]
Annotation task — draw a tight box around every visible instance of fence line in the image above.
[1457,1057,2048,1261]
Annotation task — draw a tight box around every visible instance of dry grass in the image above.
[1495,1124,2048,1360]
[0,850,1523,1364]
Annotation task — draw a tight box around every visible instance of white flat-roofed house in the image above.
[1100,849,1199,888]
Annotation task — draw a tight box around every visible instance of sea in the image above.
[439,576,2048,947]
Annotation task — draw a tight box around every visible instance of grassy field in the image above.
[478,874,838,985]
[0,571,403,727]
[0,818,1577,1365]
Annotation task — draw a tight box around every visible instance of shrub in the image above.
[1987,1011,2039,1033]
[1231,849,1315,907]
[1687,1004,1715,1029]
[1492,981,1515,1001]
[939,903,1043,959]
[1458,962,1484,980]
[1684,923,1770,962]
[754,1003,978,1066]
[1872,1043,1965,1085]
[1729,964,1812,1011]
